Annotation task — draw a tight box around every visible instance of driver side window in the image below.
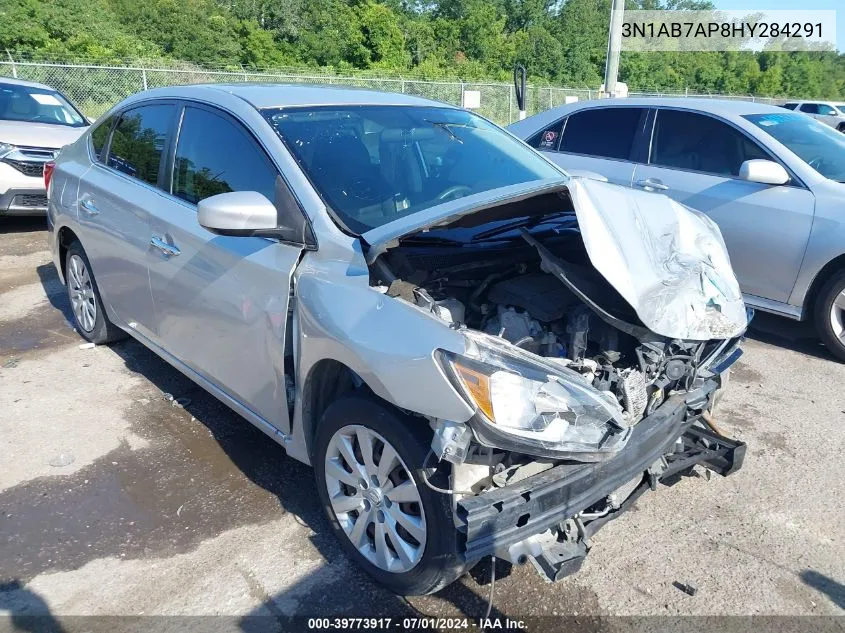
[172,106,277,205]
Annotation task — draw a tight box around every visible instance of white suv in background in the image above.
[782,101,845,132]
[0,77,89,216]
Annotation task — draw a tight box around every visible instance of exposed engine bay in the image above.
[370,216,723,429]
[363,178,748,583]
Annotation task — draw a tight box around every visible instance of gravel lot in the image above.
[1,218,844,626]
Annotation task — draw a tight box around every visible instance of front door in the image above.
[146,104,303,431]
[632,108,815,304]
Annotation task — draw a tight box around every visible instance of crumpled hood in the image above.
[569,176,747,341]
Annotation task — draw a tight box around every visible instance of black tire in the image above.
[814,269,845,362]
[65,240,125,345]
[313,395,468,595]
[838,123,845,133]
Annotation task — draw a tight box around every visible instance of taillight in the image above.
[43,161,55,192]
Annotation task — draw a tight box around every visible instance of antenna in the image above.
[513,64,527,120]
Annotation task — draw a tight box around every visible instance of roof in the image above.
[781,99,845,104]
[133,83,455,110]
[0,76,57,91]
[507,96,793,136]
[571,97,790,116]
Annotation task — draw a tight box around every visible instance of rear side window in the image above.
[107,105,174,187]
[172,106,277,205]
[799,103,820,114]
[782,103,798,110]
[559,108,644,160]
[650,109,768,177]
[527,119,565,150]
[89,116,114,162]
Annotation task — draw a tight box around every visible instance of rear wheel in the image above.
[313,395,467,595]
[814,269,845,362]
[65,241,125,344]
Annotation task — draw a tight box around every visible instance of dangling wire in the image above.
[482,555,497,627]
[420,451,475,496]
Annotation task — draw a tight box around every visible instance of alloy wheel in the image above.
[68,254,97,333]
[323,424,427,573]
[829,289,845,344]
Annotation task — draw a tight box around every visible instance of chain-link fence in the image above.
[0,59,783,123]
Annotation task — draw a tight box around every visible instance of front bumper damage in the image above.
[455,377,745,582]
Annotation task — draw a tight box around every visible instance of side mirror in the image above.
[198,191,278,235]
[198,188,317,247]
[739,159,790,186]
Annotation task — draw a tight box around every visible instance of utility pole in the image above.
[603,0,625,98]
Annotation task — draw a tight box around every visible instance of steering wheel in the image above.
[436,185,472,202]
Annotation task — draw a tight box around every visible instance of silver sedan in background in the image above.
[509,98,845,360]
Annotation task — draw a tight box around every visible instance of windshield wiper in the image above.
[471,211,574,242]
[401,234,465,246]
[424,120,464,144]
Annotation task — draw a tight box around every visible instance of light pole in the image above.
[603,0,625,98]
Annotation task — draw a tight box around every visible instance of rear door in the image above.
[632,107,815,303]
[75,102,177,340]
[531,106,648,186]
[146,103,304,431]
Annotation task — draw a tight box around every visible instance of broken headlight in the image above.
[437,333,632,460]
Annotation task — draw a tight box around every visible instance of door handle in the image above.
[635,178,669,192]
[80,199,99,216]
[150,235,181,257]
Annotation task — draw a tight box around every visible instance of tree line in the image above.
[2,0,844,98]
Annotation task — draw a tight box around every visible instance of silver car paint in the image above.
[564,177,746,340]
[508,98,845,320]
[49,85,476,468]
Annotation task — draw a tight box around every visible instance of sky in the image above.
[712,0,842,50]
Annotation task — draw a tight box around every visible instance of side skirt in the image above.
[120,326,307,461]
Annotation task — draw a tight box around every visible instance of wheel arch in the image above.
[803,253,845,320]
[56,225,81,284]
[300,358,370,462]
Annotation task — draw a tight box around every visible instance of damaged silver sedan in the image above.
[47,85,748,595]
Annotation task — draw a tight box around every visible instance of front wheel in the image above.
[814,269,845,362]
[313,395,467,595]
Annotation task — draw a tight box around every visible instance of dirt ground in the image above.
[1,217,844,628]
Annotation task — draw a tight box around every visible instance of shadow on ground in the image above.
[745,311,833,361]
[0,581,65,633]
[801,570,845,610]
[0,263,522,622]
[108,340,515,621]
[0,217,46,235]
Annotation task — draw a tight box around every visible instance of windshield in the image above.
[836,104,845,115]
[743,112,845,183]
[263,105,562,234]
[0,82,87,128]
